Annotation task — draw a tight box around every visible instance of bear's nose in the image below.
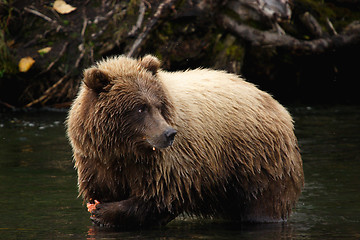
[164,128,177,143]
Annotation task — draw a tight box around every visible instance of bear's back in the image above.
[158,68,293,135]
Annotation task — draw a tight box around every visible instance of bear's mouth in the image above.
[147,138,175,150]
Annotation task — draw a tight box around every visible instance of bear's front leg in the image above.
[90,197,176,228]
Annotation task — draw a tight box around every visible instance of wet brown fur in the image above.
[66,55,304,228]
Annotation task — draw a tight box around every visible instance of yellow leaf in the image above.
[53,0,76,14]
[19,57,35,72]
[38,47,52,54]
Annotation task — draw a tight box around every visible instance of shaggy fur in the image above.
[66,55,304,228]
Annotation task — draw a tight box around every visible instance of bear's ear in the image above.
[83,68,110,93]
[140,55,161,75]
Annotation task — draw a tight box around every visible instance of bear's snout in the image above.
[148,127,177,149]
[163,128,177,146]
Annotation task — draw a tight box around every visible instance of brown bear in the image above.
[66,55,304,228]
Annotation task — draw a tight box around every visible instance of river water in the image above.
[0,105,359,239]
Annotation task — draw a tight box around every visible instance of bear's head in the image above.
[81,55,177,156]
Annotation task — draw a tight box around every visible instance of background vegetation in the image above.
[1,0,359,109]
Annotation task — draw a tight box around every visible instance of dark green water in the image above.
[0,105,359,239]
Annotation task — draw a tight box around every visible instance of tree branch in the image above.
[126,0,178,57]
[38,42,69,75]
[221,15,360,54]
[24,72,71,108]
[128,0,147,37]
[24,6,54,22]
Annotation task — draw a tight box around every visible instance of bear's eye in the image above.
[138,104,148,114]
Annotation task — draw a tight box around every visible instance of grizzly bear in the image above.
[66,55,304,228]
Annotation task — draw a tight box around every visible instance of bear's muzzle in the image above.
[148,127,177,149]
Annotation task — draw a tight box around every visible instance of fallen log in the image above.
[221,15,360,54]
